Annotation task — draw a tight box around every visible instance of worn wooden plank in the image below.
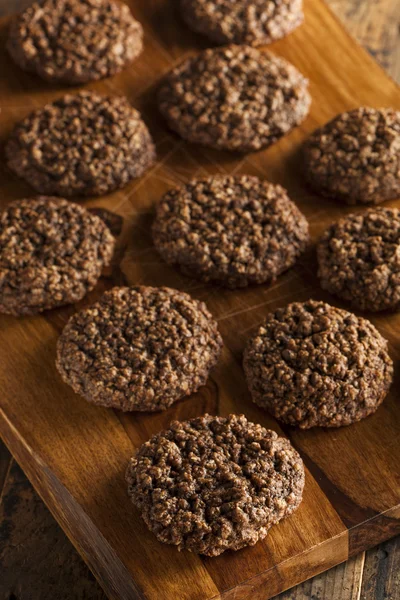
[0,1,399,600]
[361,537,400,600]
[328,0,400,84]
[0,460,107,600]
[275,554,365,600]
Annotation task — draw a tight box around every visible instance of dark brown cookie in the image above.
[152,175,309,288]
[7,0,143,84]
[180,0,303,46]
[5,91,155,198]
[243,300,393,428]
[126,413,304,556]
[303,107,400,205]
[158,45,311,152]
[88,208,124,237]
[56,286,222,411]
[0,197,115,316]
[318,208,400,312]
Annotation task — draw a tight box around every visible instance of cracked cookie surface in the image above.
[0,197,115,316]
[7,0,143,84]
[6,91,155,197]
[126,413,304,556]
[318,208,400,312]
[180,0,303,46]
[243,300,393,428]
[153,175,309,288]
[56,286,222,411]
[158,45,310,152]
[303,107,400,204]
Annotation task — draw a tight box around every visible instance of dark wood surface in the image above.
[0,1,400,599]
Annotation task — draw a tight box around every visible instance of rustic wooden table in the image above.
[0,1,399,599]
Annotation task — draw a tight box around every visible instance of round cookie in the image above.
[56,286,222,411]
[180,0,303,46]
[303,107,400,205]
[0,197,115,316]
[318,208,400,312]
[158,45,311,152]
[5,91,155,197]
[7,0,143,84]
[152,175,309,288]
[126,413,304,556]
[243,300,393,428]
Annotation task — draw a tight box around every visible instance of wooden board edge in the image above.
[0,407,144,600]
[210,509,400,600]
[211,532,348,600]
[3,395,400,600]
[348,505,400,556]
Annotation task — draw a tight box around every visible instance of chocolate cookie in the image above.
[7,0,143,84]
[180,0,303,46]
[243,300,393,428]
[318,208,400,312]
[56,286,222,411]
[158,45,311,152]
[126,413,304,556]
[303,107,400,204]
[5,91,155,197]
[0,197,115,316]
[152,175,309,288]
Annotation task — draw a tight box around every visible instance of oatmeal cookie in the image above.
[303,107,400,204]
[7,0,143,84]
[0,197,114,316]
[152,175,309,288]
[158,45,311,152]
[5,91,155,197]
[126,413,304,555]
[180,0,303,46]
[243,300,393,428]
[56,286,222,411]
[318,208,400,312]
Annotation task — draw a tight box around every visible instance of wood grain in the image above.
[0,1,400,600]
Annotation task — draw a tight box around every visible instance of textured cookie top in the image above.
[243,300,393,428]
[158,45,311,152]
[6,91,155,197]
[7,0,143,84]
[56,286,222,411]
[304,107,400,204]
[126,413,304,556]
[180,0,303,46]
[318,208,400,312]
[0,197,114,316]
[152,175,309,288]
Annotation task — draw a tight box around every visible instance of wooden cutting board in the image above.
[0,1,399,599]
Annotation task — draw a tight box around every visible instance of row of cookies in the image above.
[7,0,399,204]
[2,181,400,316]
[6,0,399,202]
[7,0,400,203]
[7,0,305,85]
